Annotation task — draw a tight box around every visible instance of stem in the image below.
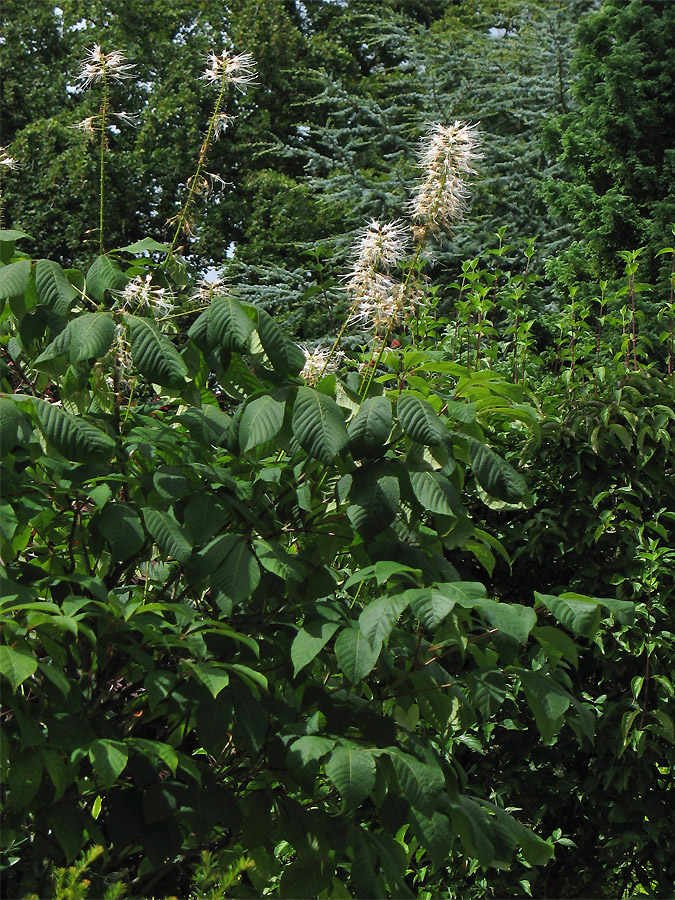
[99,71,109,255]
[359,242,423,399]
[167,78,228,258]
[630,271,638,371]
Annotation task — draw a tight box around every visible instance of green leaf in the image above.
[0,644,37,691]
[359,593,409,648]
[254,539,305,584]
[334,626,379,683]
[291,620,340,676]
[389,749,444,816]
[288,736,336,768]
[0,396,30,453]
[464,436,528,504]
[348,396,393,457]
[0,259,31,300]
[144,671,177,711]
[409,470,461,516]
[97,504,145,561]
[532,626,579,668]
[33,399,116,463]
[292,386,348,464]
[436,581,488,608]
[465,670,507,718]
[183,495,228,544]
[126,315,188,388]
[35,259,78,315]
[535,592,602,640]
[279,859,328,900]
[325,745,376,810]
[88,739,128,788]
[86,255,127,302]
[478,599,537,643]
[143,509,193,563]
[0,229,31,242]
[406,587,458,630]
[210,536,260,603]
[207,295,256,352]
[7,750,43,811]
[239,392,285,453]
[519,670,571,741]
[70,312,116,364]
[397,393,445,446]
[347,462,400,538]
[116,237,169,253]
[185,661,230,698]
[257,307,305,375]
[153,468,190,501]
[408,809,455,869]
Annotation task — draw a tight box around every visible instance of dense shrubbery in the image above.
[1,11,674,900]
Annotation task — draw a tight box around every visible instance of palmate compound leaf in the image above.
[125,315,189,388]
[35,259,78,316]
[346,462,400,539]
[33,399,116,463]
[292,386,348,464]
[463,435,528,504]
[396,393,445,446]
[207,294,256,352]
[324,745,376,810]
[348,395,393,457]
[334,626,379,683]
[239,392,286,453]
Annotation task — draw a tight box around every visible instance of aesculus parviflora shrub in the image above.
[0,41,632,900]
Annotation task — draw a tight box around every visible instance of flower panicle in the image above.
[113,274,173,319]
[411,120,481,231]
[201,50,257,91]
[350,219,411,275]
[77,44,136,89]
[0,147,19,171]
[301,345,344,385]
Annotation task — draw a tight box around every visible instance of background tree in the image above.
[541,0,675,288]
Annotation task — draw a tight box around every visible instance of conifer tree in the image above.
[541,0,675,286]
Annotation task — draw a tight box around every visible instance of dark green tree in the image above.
[541,0,675,287]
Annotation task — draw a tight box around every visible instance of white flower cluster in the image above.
[201,51,257,91]
[345,219,413,335]
[0,146,18,171]
[300,345,344,385]
[77,45,136,89]
[113,274,173,319]
[411,121,480,231]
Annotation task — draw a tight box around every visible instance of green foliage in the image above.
[1,221,627,897]
[542,0,675,288]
